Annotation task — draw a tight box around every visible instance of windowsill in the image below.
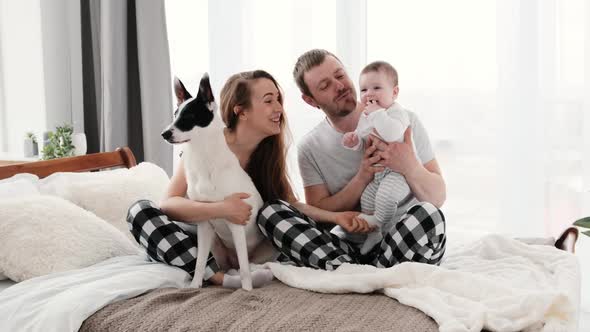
[0,153,40,166]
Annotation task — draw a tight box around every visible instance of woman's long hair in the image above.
[219,70,295,203]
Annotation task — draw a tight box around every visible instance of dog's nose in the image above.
[161,130,173,140]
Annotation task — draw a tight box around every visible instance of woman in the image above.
[127,70,371,288]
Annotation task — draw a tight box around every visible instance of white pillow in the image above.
[0,174,41,280]
[39,168,128,197]
[0,195,140,282]
[41,162,169,240]
[0,173,40,199]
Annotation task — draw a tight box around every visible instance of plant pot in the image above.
[23,138,35,157]
[72,133,87,156]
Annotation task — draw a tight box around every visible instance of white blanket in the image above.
[265,235,580,332]
[0,255,190,332]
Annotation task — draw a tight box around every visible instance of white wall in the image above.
[0,0,46,154]
[0,0,83,155]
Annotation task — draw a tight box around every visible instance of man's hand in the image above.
[355,136,385,184]
[333,211,375,233]
[342,132,360,148]
[374,127,420,176]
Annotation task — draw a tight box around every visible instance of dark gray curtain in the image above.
[80,0,100,156]
[80,0,172,174]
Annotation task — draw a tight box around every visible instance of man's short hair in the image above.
[361,61,398,87]
[293,49,341,97]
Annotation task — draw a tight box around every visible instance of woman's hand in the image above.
[333,211,375,233]
[221,193,252,225]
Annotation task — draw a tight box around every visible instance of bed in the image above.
[0,148,440,332]
[0,148,580,332]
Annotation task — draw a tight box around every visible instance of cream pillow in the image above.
[0,173,40,199]
[0,195,140,282]
[0,173,41,280]
[40,162,169,241]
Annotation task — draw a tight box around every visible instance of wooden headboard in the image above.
[0,147,137,180]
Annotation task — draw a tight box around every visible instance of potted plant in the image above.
[41,124,75,160]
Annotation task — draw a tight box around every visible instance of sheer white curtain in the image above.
[165,0,589,311]
[165,0,209,169]
[367,0,589,311]
[367,0,589,237]
[167,0,589,235]
[166,0,357,191]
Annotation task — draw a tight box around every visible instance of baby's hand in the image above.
[342,132,359,148]
[364,100,382,113]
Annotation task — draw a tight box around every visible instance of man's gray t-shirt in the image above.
[297,108,435,219]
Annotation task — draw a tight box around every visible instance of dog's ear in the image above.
[198,73,215,103]
[174,77,192,106]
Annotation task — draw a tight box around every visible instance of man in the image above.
[295,49,445,217]
[256,49,446,269]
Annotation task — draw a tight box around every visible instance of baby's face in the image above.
[359,71,397,111]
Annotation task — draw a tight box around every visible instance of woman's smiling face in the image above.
[240,78,284,137]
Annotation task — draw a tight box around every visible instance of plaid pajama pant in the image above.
[126,200,220,280]
[256,200,446,269]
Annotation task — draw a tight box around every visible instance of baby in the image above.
[340,61,415,254]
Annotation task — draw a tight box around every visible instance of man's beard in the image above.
[335,107,354,117]
[330,97,356,118]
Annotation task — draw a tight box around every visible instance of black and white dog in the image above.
[161,74,268,290]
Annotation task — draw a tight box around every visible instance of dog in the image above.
[161,73,269,290]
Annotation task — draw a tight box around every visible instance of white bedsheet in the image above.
[0,235,580,332]
[0,255,190,332]
[266,234,580,332]
[0,279,16,293]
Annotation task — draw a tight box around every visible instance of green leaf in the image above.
[573,217,590,229]
[582,230,590,237]
[41,124,75,159]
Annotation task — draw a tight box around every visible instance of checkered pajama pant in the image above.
[256,200,446,269]
[126,200,220,280]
